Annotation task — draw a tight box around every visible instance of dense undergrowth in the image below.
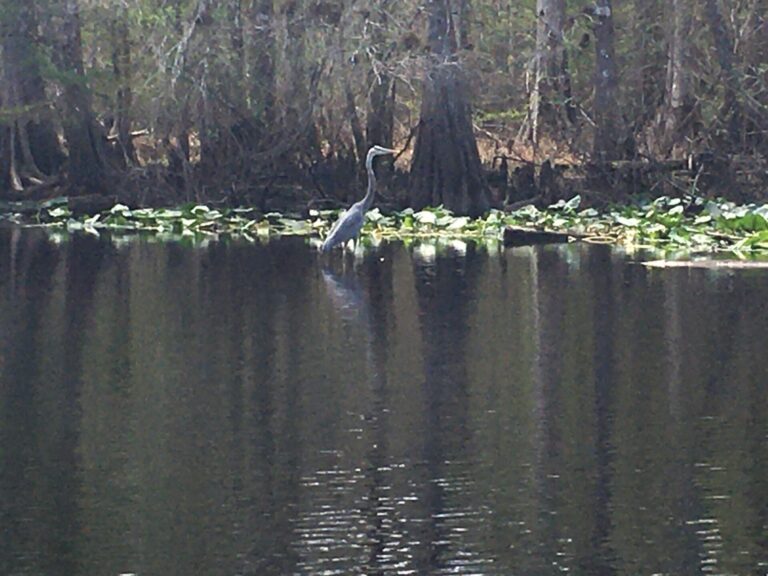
[3,195,768,255]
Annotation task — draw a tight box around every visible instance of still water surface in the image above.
[1,227,767,575]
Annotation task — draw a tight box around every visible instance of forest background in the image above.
[1,0,767,216]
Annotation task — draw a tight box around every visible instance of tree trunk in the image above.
[163,0,200,196]
[227,0,251,122]
[743,0,768,69]
[111,6,136,165]
[409,0,489,217]
[184,0,216,173]
[592,0,626,161]
[525,0,576,147]
[629,0,664,130]
[704,0,742,147]
[743,0,768,151]
[52,0,106,193]
[249,0,276,124]
[0,1,64,180]
[0,94,8,190]
[229,0,245,96]
[280,1,320,161]
[345,85,367,167]
[457,0,473,50]
[9,125,24,191]
[367,76,394,151]
[366,5,395,153]
[660,0,695,155]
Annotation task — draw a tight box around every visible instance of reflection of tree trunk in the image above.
[409,0,488,216]
[587,247,616,576]
[527,248,546,548]
[528,248,569,568]
[663,273,683,417]
[592,0,626,161]
[360,252,396,572]
[0,232,63,574]
[412,250,479,573]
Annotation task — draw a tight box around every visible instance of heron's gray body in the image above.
[321,145,395,252]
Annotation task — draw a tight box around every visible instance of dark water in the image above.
[1,227,767,576]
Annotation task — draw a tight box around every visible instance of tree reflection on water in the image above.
[0,230,766,575]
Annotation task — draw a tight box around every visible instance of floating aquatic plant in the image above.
[5,194,768,255]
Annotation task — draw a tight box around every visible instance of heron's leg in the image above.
[342,244,352,272]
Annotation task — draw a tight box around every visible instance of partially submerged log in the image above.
[643,260,768,270]
[68,194,119,216]
[503,226,574,246]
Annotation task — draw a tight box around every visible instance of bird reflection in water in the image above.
[321,266,368,324]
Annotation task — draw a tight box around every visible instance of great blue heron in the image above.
[321,145,396,252]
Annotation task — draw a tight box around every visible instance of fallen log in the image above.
[68,194,119,216]
[503,226,574,247]
[642,260,768,270]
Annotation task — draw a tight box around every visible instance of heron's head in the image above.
[367,145,396,161]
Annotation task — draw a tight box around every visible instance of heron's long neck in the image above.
[361,155,376,211]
